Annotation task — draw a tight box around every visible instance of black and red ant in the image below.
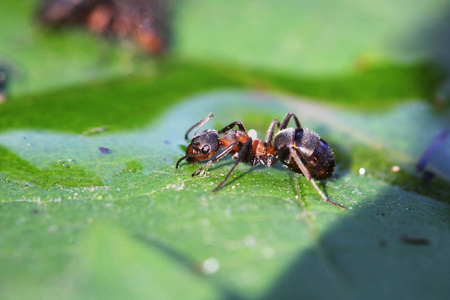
[176,112,345,210]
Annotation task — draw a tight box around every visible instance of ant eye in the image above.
[201,145,210,154]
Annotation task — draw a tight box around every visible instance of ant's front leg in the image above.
[279,111,302,130]
[212,138,252,193]
[218,121,246,133]
[191,141,241,177]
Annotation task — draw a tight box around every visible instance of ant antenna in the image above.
[184,112,214,140]
[175,148,200,169]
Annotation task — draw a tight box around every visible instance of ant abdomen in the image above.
[274,128,335,180]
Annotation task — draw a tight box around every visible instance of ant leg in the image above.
[264,119,279,146]
[245,135,254,162]
[212,138,252,193]
[192,141,241,176]
[218,121,246,133]
[288,147,312,180]
[280,111,302,130]
[289,147,345,210]
[184,112,214,140]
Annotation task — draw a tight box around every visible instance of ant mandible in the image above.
[176,112,345,210]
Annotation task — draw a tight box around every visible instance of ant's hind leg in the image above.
[212,138,252,193]
[280,111,302,130]
[288,147,345,210]
[309,179,345,210]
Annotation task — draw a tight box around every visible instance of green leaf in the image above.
[66,224,222,300]
[1,91,449,300]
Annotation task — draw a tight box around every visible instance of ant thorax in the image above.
[219,130,249,151]
[218,129,272,166]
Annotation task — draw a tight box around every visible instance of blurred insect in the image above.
[38,0,171,54]
[176,112,345,209]
[0,67,7,103]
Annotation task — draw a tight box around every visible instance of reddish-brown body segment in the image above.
[218,130,275,166]
[257,139,276,157]
[219,130,249,154]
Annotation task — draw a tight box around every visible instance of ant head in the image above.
[185,130,219,163]
[176,113,219,168]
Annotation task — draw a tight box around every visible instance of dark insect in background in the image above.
[176,112,345,210]
[38,0,171,54]
[0,66,8,103]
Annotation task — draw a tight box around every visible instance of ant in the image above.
[176,112,345,210]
